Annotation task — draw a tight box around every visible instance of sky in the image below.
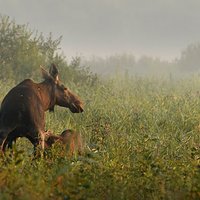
[1,0,200,61]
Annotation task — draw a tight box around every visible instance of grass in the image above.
[0,75,200,199]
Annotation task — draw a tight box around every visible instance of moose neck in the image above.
[38,80,56,111]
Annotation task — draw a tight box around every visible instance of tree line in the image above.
[1,14,200,82]
[83,45,200,77]
[0,15,97,86]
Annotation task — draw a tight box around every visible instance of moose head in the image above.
[41,64,84,113]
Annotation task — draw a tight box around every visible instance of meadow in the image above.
[0,74,200,200]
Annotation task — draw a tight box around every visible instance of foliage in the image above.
[1,74,200,199]
[0,15,97,86]
[0,15,58,80]
[1,13,200,200]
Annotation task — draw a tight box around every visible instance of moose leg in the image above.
[0,129,15,153]
[26,135,39,155]
[39,130,51,150]
[2,129,49,154]
[1,128,24,152]
[25,129,47,154]
[1,127,37,152]
[2,134,17,151]
[0,133,6,148]
[40,131,45,150]
[0,130,12,146]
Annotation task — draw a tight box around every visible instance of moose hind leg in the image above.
[0,130,9,146]
[2,134,17,152]
[1,128,24,152]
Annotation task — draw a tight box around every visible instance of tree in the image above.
[178,43,200,72]
[0,15,97,86]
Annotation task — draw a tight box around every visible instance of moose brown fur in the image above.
[45,129,84,155]
[0,64,83,152]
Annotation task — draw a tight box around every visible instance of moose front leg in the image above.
[39,130,52,150]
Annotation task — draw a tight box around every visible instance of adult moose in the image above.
[0,64,84,152]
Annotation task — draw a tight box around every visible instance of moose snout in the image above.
[74,106,83,113]
[79,106,84,113]
[70,103,84,113]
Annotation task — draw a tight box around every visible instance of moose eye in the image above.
[64,89,68,97]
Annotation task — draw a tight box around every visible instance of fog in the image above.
[1,0,200,61]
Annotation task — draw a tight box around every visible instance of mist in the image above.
[1,0,200,78]
[1,0,200,62]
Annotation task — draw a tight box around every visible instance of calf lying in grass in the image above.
[45,129,84,156]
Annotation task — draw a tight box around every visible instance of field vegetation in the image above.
[0,15,200,200]
[1,75,200,199]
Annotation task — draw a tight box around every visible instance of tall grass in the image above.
[0,75,200,199]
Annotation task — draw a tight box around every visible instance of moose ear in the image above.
[49,64,59,83]
[40,66,50,80]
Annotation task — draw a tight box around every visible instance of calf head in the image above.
[45,129,83,155]
[45,131,62,147]
[42,64,84,113]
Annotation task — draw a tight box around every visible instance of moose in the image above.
[0,64,84,152]
[44,129,84,155]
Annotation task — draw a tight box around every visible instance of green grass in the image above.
[0,75,200,200]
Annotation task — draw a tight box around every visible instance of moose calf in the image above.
[45,129,84,156]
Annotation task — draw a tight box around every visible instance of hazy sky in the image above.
[1,0,200,60]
